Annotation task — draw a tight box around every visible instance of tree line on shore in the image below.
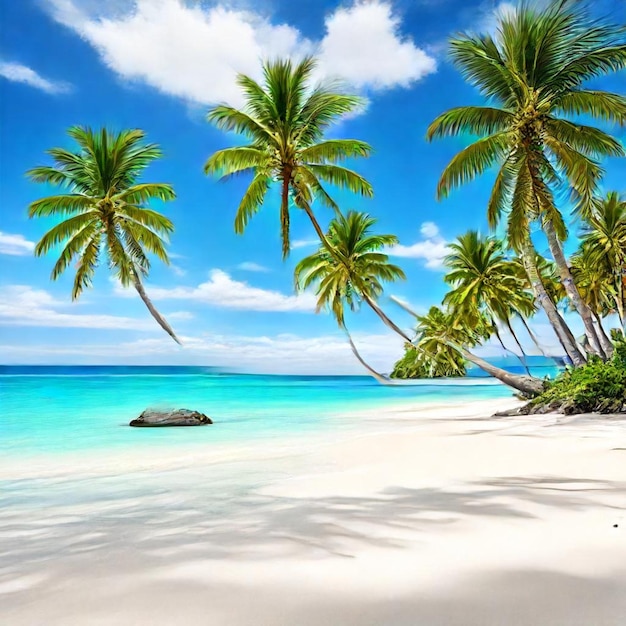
[26,0,626,410]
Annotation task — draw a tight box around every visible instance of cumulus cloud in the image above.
[0,61,71,93]
[0,330,405,374]
[0,231,36,256]
[114,269,316,312]
[236,261,270,273]
[0,285,191,330]
[44,0,436,106]
[318,1,437,89]
[387,221,449,269]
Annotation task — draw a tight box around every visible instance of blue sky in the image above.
[0,0,624,373]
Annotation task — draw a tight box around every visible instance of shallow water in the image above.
[0,365,545,458]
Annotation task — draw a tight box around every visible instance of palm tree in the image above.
[27,126,180,344]
[294,211,405,382]
[579,191,626,331]
[428,0,625,362]
[391,342,466,379]
[414,306,544,397]
[204,57,373,258]
[570,248,615,333]
[443,231,536,374]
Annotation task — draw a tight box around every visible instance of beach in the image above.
[2,394,625,625]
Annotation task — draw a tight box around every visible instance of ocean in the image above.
[0,361,559,459]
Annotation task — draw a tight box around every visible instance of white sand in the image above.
[1,397,625,625]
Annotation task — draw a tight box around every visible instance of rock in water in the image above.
[129,409,213,427]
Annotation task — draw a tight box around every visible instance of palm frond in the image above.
[437,132,511,199]
[305,164,373,197]
[116,183,176,205]
[203,146,270,176]
[34,211,100,256]
[300,139,372,163]
[234,174,270,234]
[427,106,513,140]
[28,194,96,218]
[554,89,626,125]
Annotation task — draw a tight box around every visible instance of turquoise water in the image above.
[0,366,528,457]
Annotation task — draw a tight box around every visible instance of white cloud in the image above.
[0,61,71,94]
[0,285,191,330]
[291,239,319,250]
[114,269,317,312]
[236,261,270,273]
[387,221,449,269]
[318,1,437,90]
[0,330,405,374]
[0,231,35,256]
[44,0,436,106]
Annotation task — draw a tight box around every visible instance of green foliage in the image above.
[28,126,179,343]
[391,343,466,379]
[429,0,626,246]
[530,333,626,414]
[205,57,373,257]
[294,210,404,326]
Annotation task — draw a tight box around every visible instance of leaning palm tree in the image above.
[204,57,373,258]
[580,191,626,330]
[443,231,536,374]
[27,126,180,344]
[414,306,544,397]
[428,0,625,362]
[295,211,405,382]
[570,248,616,334]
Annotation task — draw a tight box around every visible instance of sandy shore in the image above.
[1,397,625,625]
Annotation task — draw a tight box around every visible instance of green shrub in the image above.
[530,333,626,414]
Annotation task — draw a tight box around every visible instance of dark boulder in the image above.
[130,408,213,427]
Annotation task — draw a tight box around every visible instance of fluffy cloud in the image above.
[387,221,449,269]
[0,231,36,256]
[0,61,71,93]
[114,269,316,312]
[0,330,405,374]
[318,1,436,89]
[0,285,191,330]
[45,0,436,106]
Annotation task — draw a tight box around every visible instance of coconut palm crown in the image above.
[428,0,625,360]
[204,57,373,258]
[294,211,405,382]
[294,210,405,325]
[27,126,180,344]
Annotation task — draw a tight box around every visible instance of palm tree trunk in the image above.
[492,320,531,376]
[132,272,181,345]
[517,314,552,359]
[280,174,291,259]
[519,233,586,367]
[543,218,611,358]
[342,324,391,385]
[502,318,532,376]
[388,296,544,396]
[362,293,414,342]
[455,345,544,397]
[616,276,626,333]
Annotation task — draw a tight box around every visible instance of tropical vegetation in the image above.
[294,211,405,383]
[26,1,626,412]
[204,57,373,258]
[27,127,180,344]
[521,331,626,414]
[427,0,625,363]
